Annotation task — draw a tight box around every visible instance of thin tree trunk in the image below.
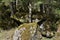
[28,3,32,23]
[10,2,14,17]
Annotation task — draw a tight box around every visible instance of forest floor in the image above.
[0,28,15,40]
[0,24,60,40]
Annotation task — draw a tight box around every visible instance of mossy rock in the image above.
[13,23,38,40]
[41,31,55,38]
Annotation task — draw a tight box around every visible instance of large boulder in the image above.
[13,23,38,40]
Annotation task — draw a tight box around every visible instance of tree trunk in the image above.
[28,3,32,23]
[10,2,14,17]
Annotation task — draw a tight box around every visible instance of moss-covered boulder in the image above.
[13,23,38,40]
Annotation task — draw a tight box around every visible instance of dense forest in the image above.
[0,0,60,40]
